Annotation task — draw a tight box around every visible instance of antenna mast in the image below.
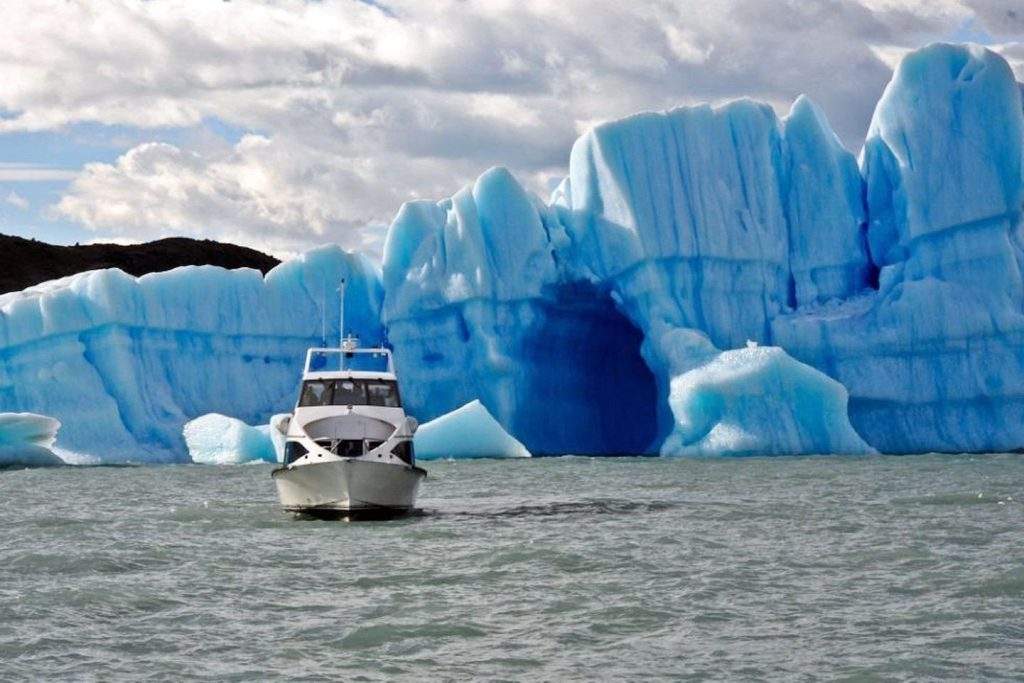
[338,277,347,349]
[320,278,327,347]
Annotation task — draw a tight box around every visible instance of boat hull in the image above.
[272,458,425,517]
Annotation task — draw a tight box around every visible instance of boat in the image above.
[271,281,426,519]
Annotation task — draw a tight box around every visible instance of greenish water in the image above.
[1,454,1023,680]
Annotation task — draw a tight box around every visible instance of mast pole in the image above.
[338,277,347,348]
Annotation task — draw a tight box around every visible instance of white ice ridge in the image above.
[413,400,532,460]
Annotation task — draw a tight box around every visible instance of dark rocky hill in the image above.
[0,234,280,294]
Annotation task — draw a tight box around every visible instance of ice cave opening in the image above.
[516,281,662,455]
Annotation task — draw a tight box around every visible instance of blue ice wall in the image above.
[383,167,660,455]
[551,98,874,454]
[558,100,792,351]
[782,96,874,305]
[383,100,872,455]
[0,247,383,462]
[774,43,1024,453]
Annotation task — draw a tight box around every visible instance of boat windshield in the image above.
[298,379,402,408]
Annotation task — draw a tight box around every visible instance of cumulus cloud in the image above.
[5,190,28,210]
[56,137,389,257]
[0,1,1020,255]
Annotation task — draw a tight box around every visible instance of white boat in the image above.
[272,282,425,519]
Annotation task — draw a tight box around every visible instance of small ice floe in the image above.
[0,412,66,467]
[414,400,531,460]
[183,413,277,465]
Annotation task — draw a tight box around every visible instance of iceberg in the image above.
[183,413,276,465]
[4,42,1022,459]
[0,412,65,467]
[0,246,383,463]
[413,400,531,460]
[660,341,873,457]
[384,42,1024,456]
[383,166,660,456]
[774,43,1024,453]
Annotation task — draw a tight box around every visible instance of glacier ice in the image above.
[383,166,659,455]
[384,42,1024,456]
[0,246,383,463]
[0,412,60,447]
[660,341,873,457]
[4,42,1023,459]
[183,413,277,465]
[413,400,531,460]
[0,412,65,467]
[774,43,1024,452]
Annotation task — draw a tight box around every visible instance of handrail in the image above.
[303,346,394,374]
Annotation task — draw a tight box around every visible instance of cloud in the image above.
[4,190,29,209]
[0,163,78,182]
[55,137,389,257]
[0,1,1020,255]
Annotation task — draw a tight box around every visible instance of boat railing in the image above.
[304,346,394,374]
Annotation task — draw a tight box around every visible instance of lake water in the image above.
[1,454,1023,680]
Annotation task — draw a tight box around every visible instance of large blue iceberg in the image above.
[0,247,383,462]
[383,42,1024,456]
[2,42,1021,460]
[774,43,1024,452]
[383,166,659,455]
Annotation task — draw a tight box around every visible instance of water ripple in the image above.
[1,454,1023,680]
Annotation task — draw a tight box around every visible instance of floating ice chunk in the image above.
[661,346,874,457]
[268,414,290,463]
[184,413,277,465]
[413,400,531,460]
[0,444,65,467]
[0,412,60,447]
[0,412,65,467]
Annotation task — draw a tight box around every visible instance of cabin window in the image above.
[298,379,402,408]
[366,381,401,407]
[284,441,307,464]
[331,380,366,406]
[299,381,332,407]
[392,441,414,465]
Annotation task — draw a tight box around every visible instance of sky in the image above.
[0,1,1022,259]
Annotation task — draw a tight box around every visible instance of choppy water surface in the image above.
[2,454,1023,680]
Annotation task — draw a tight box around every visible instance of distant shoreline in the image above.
[0,234,279,294]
